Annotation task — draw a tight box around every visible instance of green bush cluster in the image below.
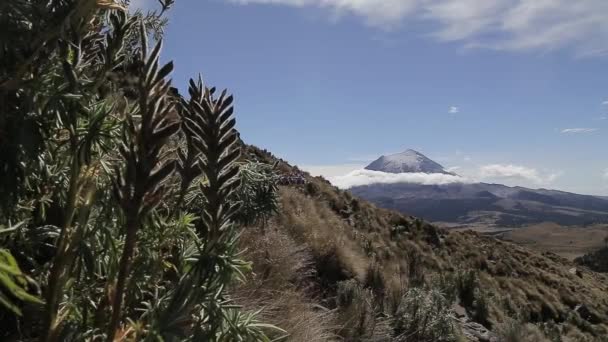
[0,1,279,340]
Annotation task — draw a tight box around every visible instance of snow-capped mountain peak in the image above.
[364,149,454,175]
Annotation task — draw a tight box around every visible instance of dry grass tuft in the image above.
[232,226,338,341]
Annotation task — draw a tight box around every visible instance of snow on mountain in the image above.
[364,149,455,175]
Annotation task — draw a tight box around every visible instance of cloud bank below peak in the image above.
[329,169,468,189]
[302,163,560,189]
[227,0,608,56]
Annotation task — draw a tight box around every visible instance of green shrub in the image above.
[232,161,280,228]
[472,288,490,326]
[0,1,277,340]
[305,181,320,196]
[391,287,457,342]
[454,270,491,326]
[456,269,479,308]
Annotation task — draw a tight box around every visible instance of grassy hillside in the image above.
[5,3,605,341]
[238,146,608,341]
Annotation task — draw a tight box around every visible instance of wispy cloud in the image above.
[602,100,608,105]
[329,169,467,189]
[448,106,459,114]
[479,164,560,184]
[561,128,597,134]
[227,0,608,56]
[301,164,365,178]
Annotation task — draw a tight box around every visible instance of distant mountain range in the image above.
[350,150,608,228]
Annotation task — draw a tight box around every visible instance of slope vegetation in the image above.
[238,146,608,341]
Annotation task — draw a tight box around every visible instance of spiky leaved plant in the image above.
[108,22,180,341]
[42,11,139,340]
[143,78,281,341]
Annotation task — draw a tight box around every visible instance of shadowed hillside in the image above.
[576,246,608,274]
[351,178,608,229]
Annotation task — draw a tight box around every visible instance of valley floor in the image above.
[447,222,608,260]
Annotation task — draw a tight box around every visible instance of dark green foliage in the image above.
[232,162,279,227]
[575,246,608,273]
[0,1,276,341]
[390,225,408,239]
[364,263,386,298]
[106,24,180,341]
[305,181,320,196]
[455,269,490,326]
[456,269,479,308]
[473,288,490,326]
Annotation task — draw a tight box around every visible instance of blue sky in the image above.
[134,0,608,195]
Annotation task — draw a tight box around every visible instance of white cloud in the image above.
[300,163,365,178]
[303,162,562,189]
[603,168,608,179]
[561,128,597,134]
[329,169,467,189]
[229,0,419,27]
[602,100,608,105]
[448,106,459,114]
[227,0,608,56]
[479,164,560,184]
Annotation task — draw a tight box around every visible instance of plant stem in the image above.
[43,157,81,342]
[106,217,138,342]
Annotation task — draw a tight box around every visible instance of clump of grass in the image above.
[335,279,382,340]
[233,226,337,341]
[495,319,551,342]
